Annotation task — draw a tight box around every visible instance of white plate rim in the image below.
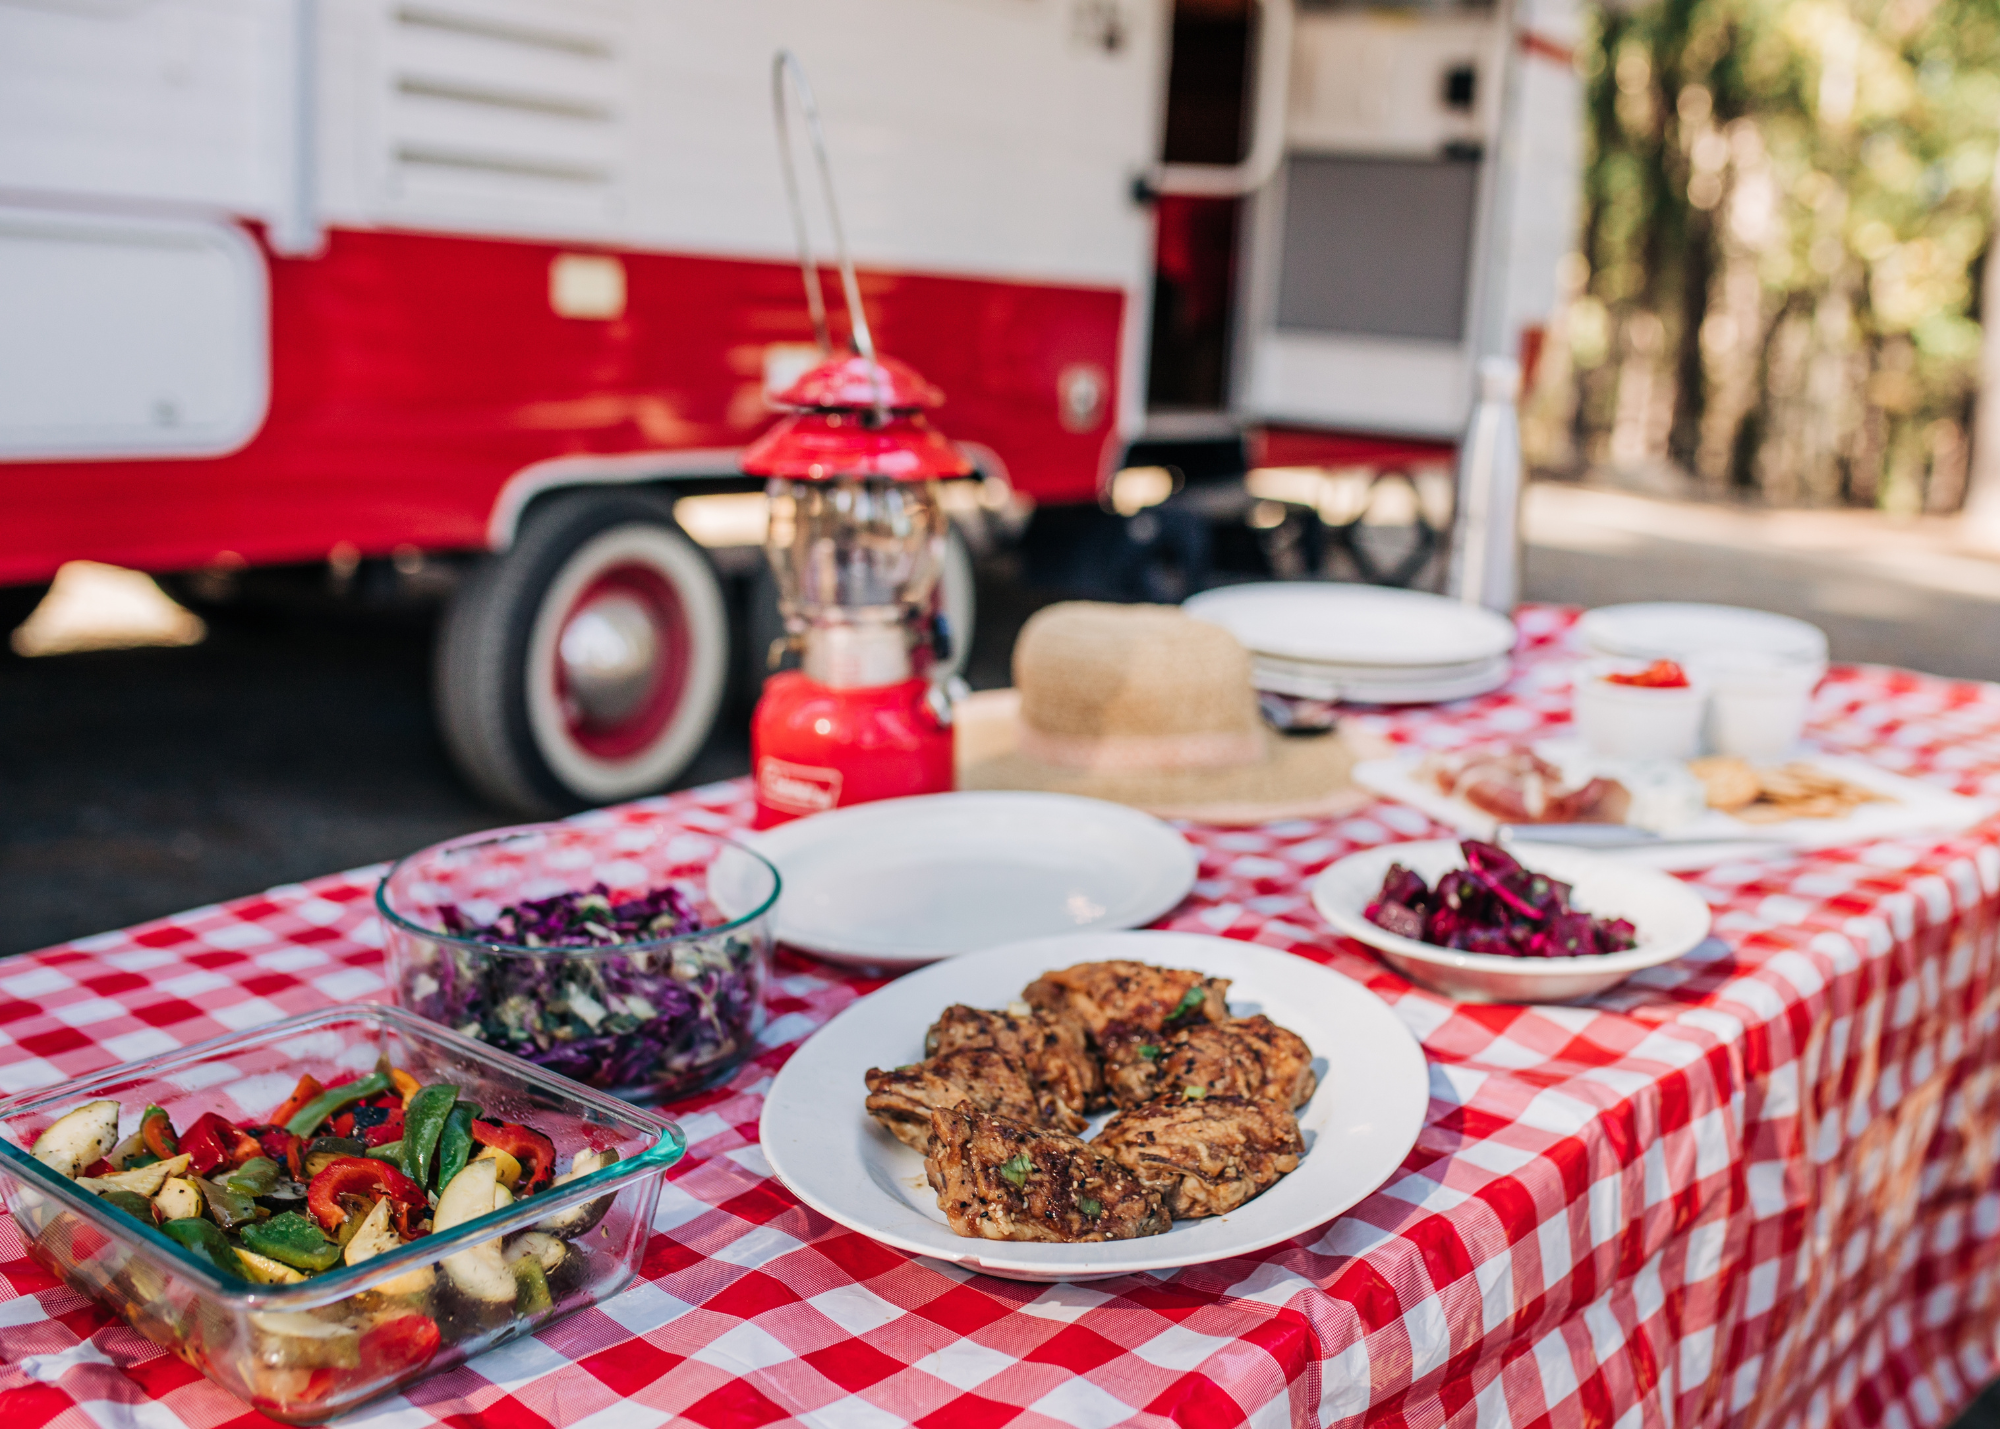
[1185,583,1518,668]
[1577,602,1828,664]
[757,930,1431,1280]
[716,792,1200,968]
[1310,839,1713,976]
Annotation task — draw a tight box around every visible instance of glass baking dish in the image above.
[0,1004,683,1424]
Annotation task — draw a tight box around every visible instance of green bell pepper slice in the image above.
[283,1071,392,1138]
[513,1256,553,1315]
[400,1084,458,1190]
[225,1156,280,1197]
[433,1103,479,1197]
[161,1216,247,1279]
[239,1211,343,1273]
[98,1189,154,1221]
[365,1140,404,1163]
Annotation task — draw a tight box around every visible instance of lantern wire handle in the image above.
[771,51,887,420]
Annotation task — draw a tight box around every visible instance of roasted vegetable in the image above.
[302,1137,369,1180]
[97,1188,155,1222]
[239,1212,343,1273]
[433,1160,512,1303]
[401,1085,458,1190]
[160,1217,246,1280]
[245,1311,360,1369]
[306,1157,427,1237]
[77,1152,191,1199]
[234,1249,308,1285]
[469,1121,556,1195]
[31,1100,120,1179]
[534,1148,619,1238]
[284,1071,392,1139]
[154,1177,204,1221]
[434,1104,477,1197]
[343,1197,435,1299]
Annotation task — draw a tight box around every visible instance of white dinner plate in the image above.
[1312,840,1714,1003]
[1252,653,1514,705]
[712,792,1198,969]
[1185,583,1517,668]
[759,930,1430,1281]
[1577,602,1828,670]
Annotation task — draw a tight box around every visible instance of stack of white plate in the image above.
[1182,583,1518,704]
[1577,602,1828,673]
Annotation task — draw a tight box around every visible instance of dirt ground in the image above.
[6,481,2000,957]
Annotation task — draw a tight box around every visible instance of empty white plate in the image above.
[1252,653,1514,705]
[1185,583,1517,669]
[713,792,1199,969]
[1578,603,1827,671]
[759,930,1430,1280]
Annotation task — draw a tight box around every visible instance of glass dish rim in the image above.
[374,820,782,960]
[0,1003,684,1307]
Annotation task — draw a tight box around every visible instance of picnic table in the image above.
[5,605,2000,1429]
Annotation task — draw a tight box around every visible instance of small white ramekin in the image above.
[1572,658,1707,760]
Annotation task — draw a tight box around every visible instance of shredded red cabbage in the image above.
[403,883,765,1099]
[1364,841,1638,959]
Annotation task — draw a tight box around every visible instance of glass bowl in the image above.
[0,1004,683,1425]
[377,811,781,1103]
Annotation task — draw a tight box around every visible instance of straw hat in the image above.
[956,601,1371,825]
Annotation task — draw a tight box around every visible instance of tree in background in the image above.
[1526,0,2000,514]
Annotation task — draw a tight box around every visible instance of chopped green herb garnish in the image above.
[1170,987,1206,1020]
[1078,1197,1102,1217]
[998,1153,1033,1188]
[1182,1086,1207,1100]
[1137,1045,1160,1061]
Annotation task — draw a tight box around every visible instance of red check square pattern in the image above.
[4,607,2000,1429]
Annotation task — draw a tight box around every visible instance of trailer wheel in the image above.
[436,490,729,814]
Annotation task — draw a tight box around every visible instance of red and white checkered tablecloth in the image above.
[7,605,2000,1429]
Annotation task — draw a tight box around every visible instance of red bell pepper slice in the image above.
[306,1157,427,1236]
[362,1106,406,1148]
[181,1112,238,1176]
[141,1108,179,1161]
[469,1120,557,1195]
[268,1074,324,1130]
[360,1314,440,1376]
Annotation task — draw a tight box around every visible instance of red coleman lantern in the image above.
[746,52,973,826]
[745,354,969,825]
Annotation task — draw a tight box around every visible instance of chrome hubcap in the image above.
[558,592,661,726]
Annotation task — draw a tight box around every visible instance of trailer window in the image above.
[1273,153,1479,344]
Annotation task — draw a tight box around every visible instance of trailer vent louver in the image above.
[381,0,630,226]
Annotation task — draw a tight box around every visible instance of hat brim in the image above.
[954,689,1373,826]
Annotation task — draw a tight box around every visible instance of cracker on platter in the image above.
[1689,756,1888,823]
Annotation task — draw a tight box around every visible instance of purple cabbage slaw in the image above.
[402,882,767,1098]
[1364,840,1639,959]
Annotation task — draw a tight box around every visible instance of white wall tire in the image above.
[436,490,729,814]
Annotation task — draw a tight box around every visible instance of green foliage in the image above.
[1568,0,2000,507]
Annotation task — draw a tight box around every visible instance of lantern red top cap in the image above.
[773,353,944,412]
[745,350,971,481]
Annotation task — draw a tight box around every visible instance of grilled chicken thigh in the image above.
[865,1049,1053,1149]
[925,1004,1100,1120]
[925,1104,1169,1242]
[1156,1015,1318,1109]
[1092,1096,1303,1218]
[1022,961,1229,1043]
[1097,1023,1167,1109]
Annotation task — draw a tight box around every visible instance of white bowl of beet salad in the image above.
[1311,837,1713,1003]
[376,811,781,1102]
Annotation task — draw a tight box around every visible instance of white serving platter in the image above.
[758,930,1430,1281]
[1351,748,1995,871]
[1312,839,1714,1003]
[712,792,1198,969]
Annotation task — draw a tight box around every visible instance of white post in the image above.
[1961,148,2000,549]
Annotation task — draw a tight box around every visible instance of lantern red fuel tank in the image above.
[744,353,970,827]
